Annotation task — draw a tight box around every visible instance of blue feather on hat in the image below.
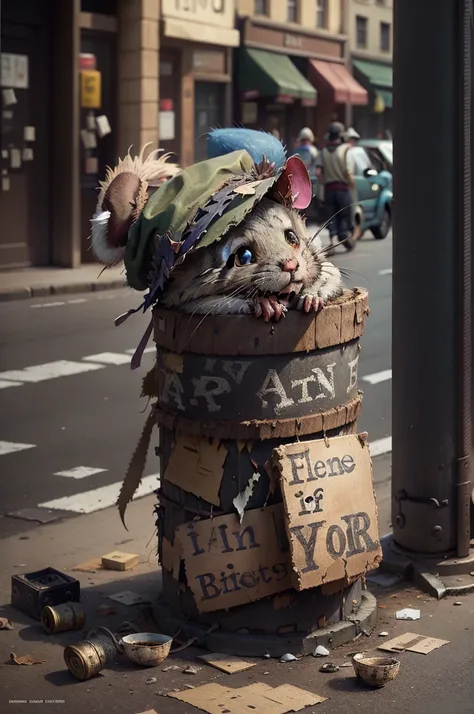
[207,128,287,170]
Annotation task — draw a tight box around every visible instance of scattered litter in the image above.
[280,653,298,662]
[107,590,151,606]
[184,684,195,689]
[366,572,403,587]
[233,472,261,524]
[145,677,157,685]
[101,551,139,571]
[199,652,256,674]
[0,617,13,630]
[454,601,462,606]
[96,604,116,616]
[378,604,387,609]
[10,653,45,666]
[313,645,330,657]
[183,666,201,675]
[162,664,181,672]
[168,682,327,713]
[264,653,271,659]
[319,663,339,673]
[379,631,389,637]
[396,608,420,620]
[339,662,353,668]
[470,572,474,577]
[378,632,450,655]
[71,558,103,573]
[136,710,158,714]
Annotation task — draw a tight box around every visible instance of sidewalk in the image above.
[0,264,127,302]
[1,486,473,714]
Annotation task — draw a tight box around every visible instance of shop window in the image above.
[380,22,391,52]
[81,0,117,14]
[254,0,268,15]
[316,0,328,29]
[287,0,299,23]
[356,15,368,49]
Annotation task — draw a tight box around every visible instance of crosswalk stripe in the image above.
[363,369,392,385]
[54,466,107,479]
[38,473,159,514]
[369,436,392,457]
[82,352,131,365]
[0,440,36,456]
[0,379,23,389]
[0,360,104,383]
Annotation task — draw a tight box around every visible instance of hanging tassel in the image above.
[131,318,154,370]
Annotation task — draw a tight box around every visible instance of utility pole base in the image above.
[377,535,474,599]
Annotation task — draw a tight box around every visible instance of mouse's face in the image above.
[164,199,321,307]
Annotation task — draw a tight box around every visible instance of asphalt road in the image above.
[0,231,392,538]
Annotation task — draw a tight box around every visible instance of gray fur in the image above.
[161,199,343,321]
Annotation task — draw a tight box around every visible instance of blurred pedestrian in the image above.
[294,127,319,174]
[316,121,356,254]
[344,126,361,148]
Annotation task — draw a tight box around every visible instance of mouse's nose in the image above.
[281,258,298,273]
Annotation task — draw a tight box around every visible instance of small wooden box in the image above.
[101,551,139,571]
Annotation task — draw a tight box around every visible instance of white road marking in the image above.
[54,466,107,479]
[125,346,155,355]
[0,379,23,389]
[0,360,105,383]
[31,301,66,309]
[31,298,88,309]
[38,473,159,514]
[378,268,393,275]
[0,440,36,456]
[369,436,392,457]
[82,352,131,365]
[363,369,392,385]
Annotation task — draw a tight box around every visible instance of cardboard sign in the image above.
[378,632,450,655]
[174,504,291,613]
[164,435,226,506]
[80,70,101,109]
[274,434,382,591]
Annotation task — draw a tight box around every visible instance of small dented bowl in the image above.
[352,653,401,688]
[120,632,173,667]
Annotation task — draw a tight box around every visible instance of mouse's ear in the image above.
[273,155,312,210]
[90,145,180,266]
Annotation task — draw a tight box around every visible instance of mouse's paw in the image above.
[296,293,325,314]
[253,296,287,322]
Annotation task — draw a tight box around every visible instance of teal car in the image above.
[307,143,393,241]
[351,144,393,240]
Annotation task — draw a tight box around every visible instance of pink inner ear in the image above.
[284,155,313,209]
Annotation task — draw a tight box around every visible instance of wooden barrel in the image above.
[152,289,370,655]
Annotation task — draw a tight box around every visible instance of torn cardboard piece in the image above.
[233,472,261,524]
[377,632,450,655]
[174,504,291,613]
[274,434,382,591]
[164,435,227,506]
[101,551,139,571]
[198,652,256,674]
[168,682,326,714]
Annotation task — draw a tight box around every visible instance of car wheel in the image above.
[352,206,364,242]
[371,207,391,240]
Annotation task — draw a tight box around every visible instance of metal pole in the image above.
[392,0,472,556]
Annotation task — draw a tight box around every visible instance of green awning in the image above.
[239,48,317,103]
[352,59,393,108]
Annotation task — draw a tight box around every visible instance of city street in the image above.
[0,231,392,539]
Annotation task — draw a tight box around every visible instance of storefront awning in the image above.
[239,48,317,105]
[309,60,368,106]
[352,59,393,108]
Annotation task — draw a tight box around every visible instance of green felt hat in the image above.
[124,149,280,292]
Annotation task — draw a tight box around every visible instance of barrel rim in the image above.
[152,288,369,356]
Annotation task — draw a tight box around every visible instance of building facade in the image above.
[235,0,367,149]
[347,0,393,138]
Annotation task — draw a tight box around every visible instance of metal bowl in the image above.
[120,632,173,667]
[352,653,401,688]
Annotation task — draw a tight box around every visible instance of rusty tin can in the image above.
[41,602,85,634]
[63,626,122,681]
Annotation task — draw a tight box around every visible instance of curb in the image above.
[0,278,127,303]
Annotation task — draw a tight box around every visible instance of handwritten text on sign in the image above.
[173,504,291,613]
[274,434,382,591]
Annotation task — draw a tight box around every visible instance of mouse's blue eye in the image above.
[234,247,254,267]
